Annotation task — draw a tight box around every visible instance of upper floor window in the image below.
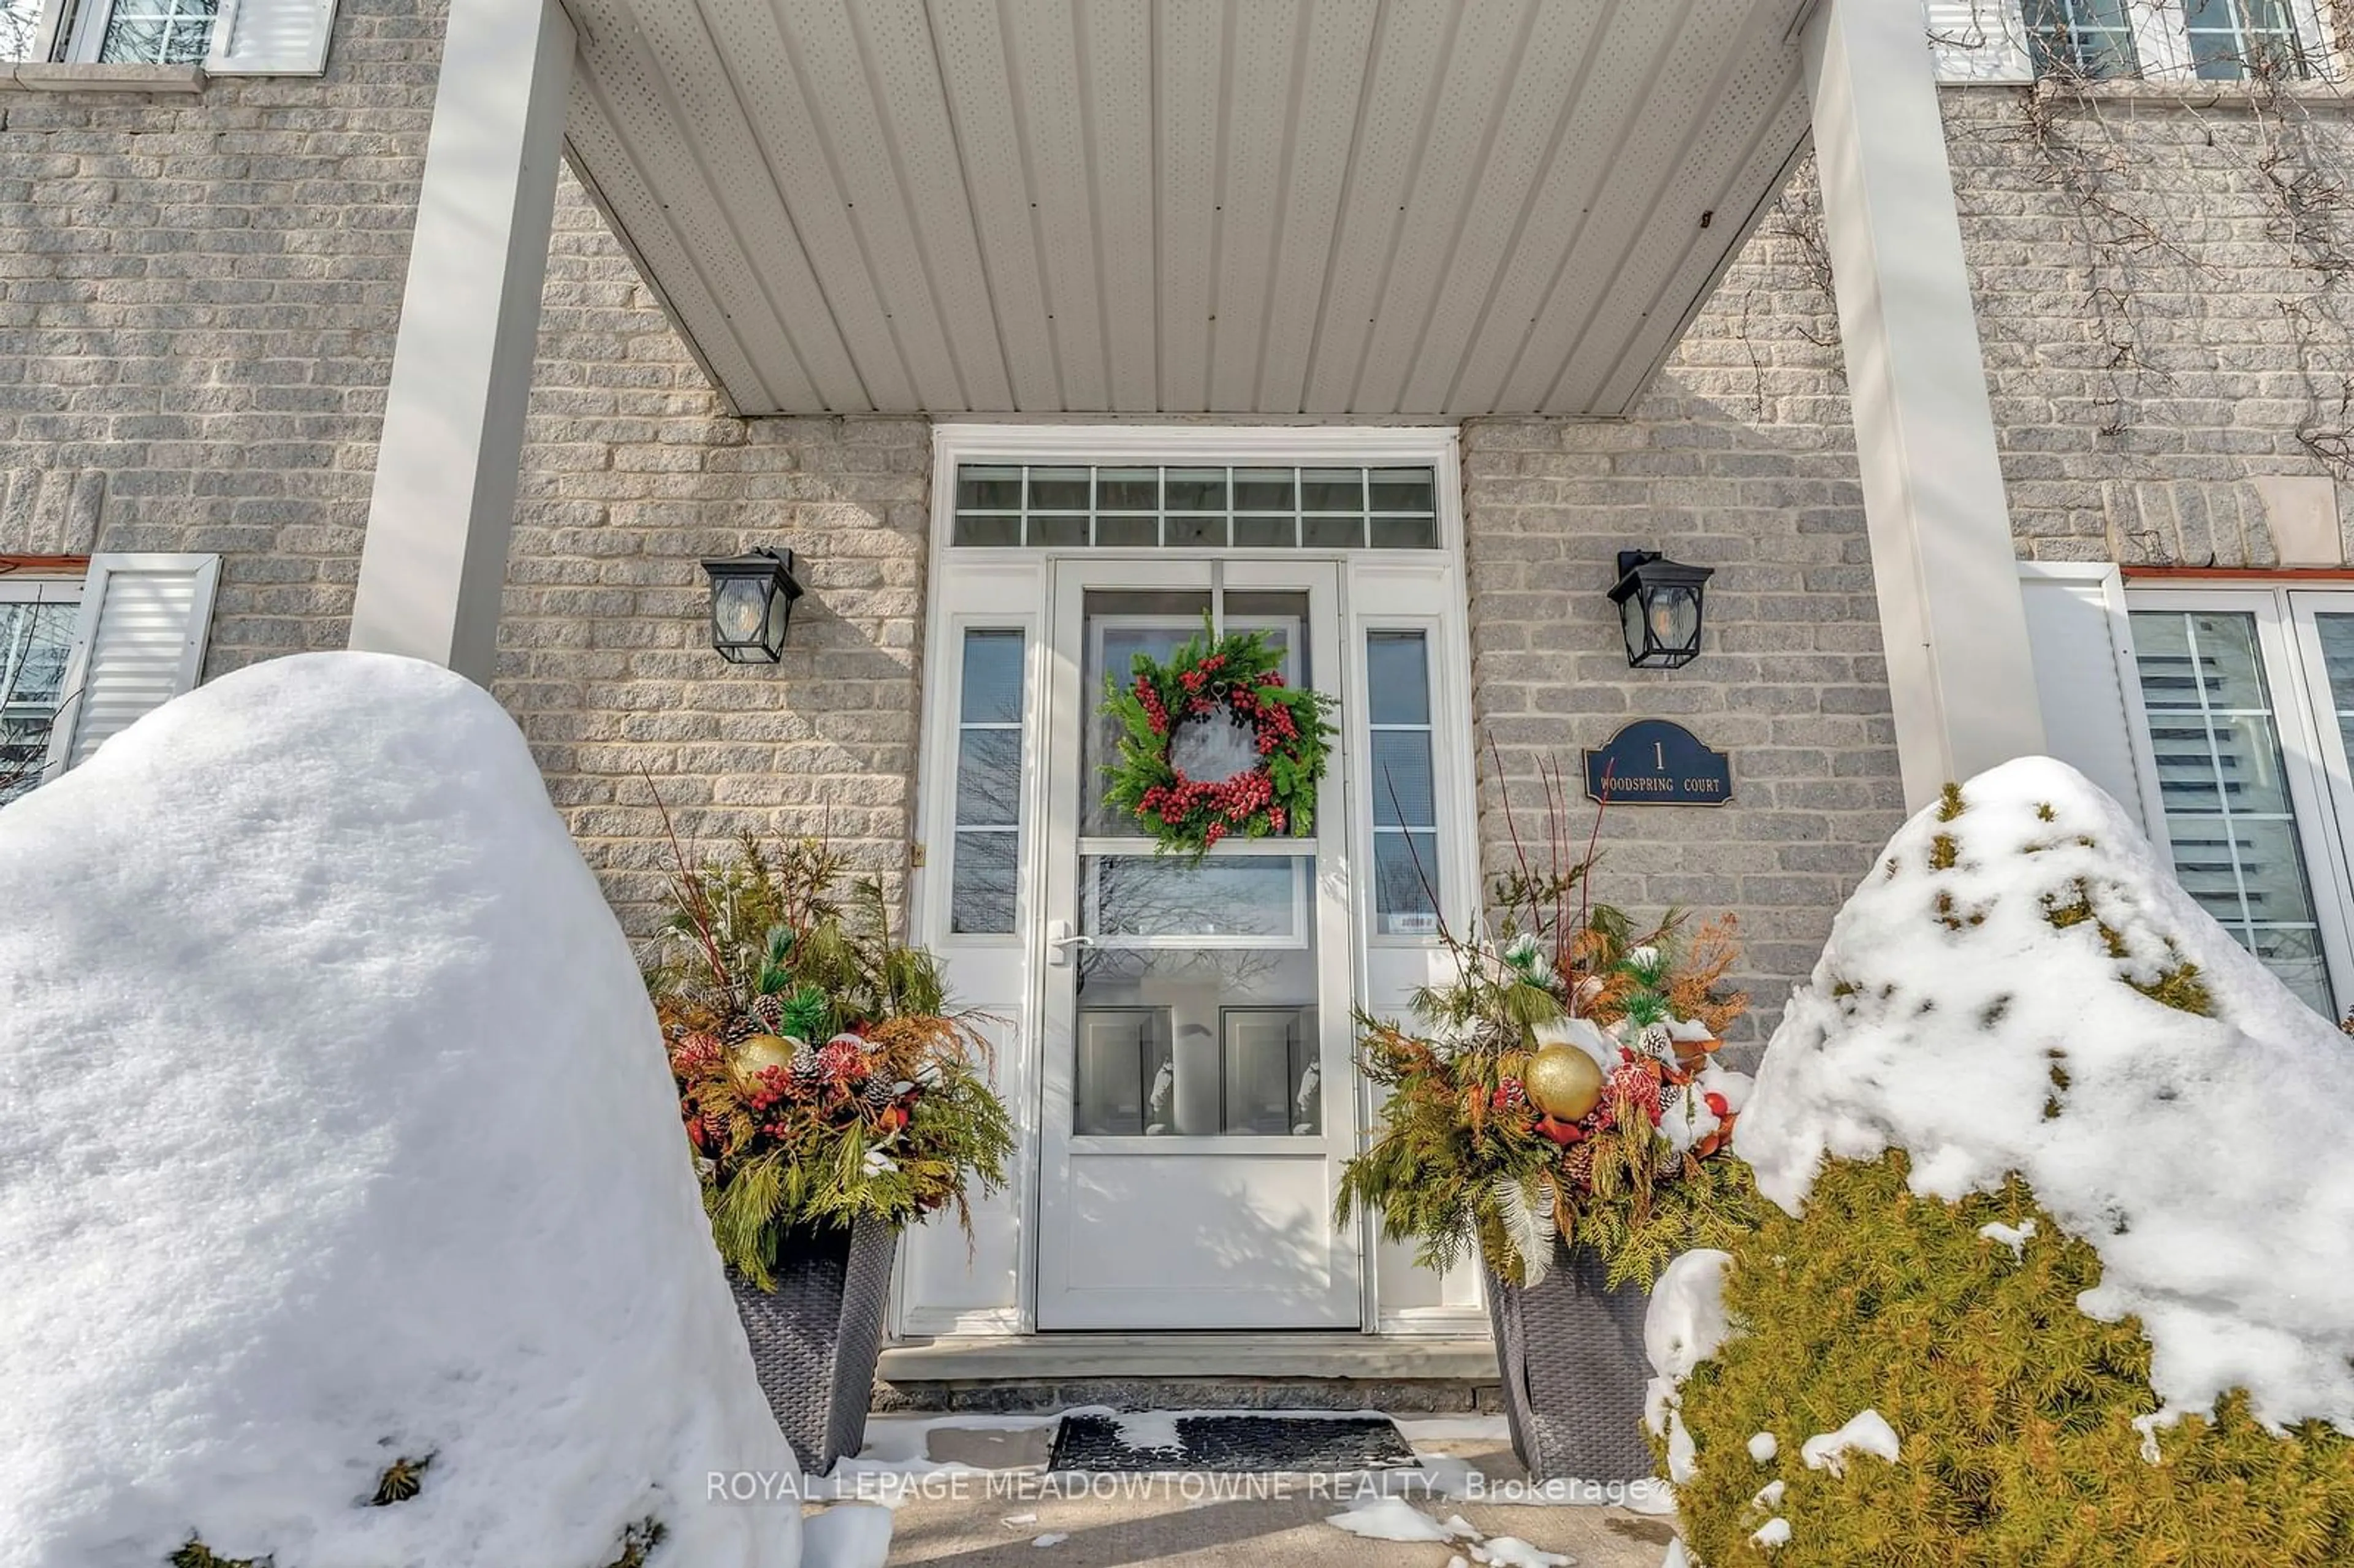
[2025,0,2143,77]
[6,0,218,66]
[8,0,329,69]
[2183,0,2311,78]
[1951,0,2329,84]
[90,0,218,64]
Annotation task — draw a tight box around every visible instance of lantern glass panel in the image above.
[1650,585,1701,653]
[714,576,768,645]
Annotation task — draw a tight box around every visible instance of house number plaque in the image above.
[1582,720,1733,807]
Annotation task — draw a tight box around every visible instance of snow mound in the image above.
[1740,757,2354,1433]
[0,653,798,1567]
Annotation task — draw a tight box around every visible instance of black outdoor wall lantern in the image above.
[700,547,805,663]
[1607,550,1713,669]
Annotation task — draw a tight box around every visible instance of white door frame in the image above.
[898,423,1487,1338]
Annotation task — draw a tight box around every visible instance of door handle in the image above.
[1045,919,1094,967]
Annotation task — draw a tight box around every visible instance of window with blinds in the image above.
[2319,615,2354,764]
[2129,606,2336,1016]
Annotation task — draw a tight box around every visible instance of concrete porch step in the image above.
[876,1333,1501,1415]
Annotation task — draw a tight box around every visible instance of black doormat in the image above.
[1048,1412,1418,1474]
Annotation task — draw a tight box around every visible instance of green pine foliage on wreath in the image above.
[1666,1151,2354,1566]
[1100,615,1336,858]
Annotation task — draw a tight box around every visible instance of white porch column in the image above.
[349,0,575,682]
[1801,0,2046,809]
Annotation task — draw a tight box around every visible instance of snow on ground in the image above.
[801,1504,892,1568]
[1113,1410,1186,1452]
[1328,1498,1458,1542]
[1325,1499,1574,1565]
[0,654,798,1568]
[1469,1537,1570,1567]
[1797,1411,1900,1477]
[1740,757,2354,1434]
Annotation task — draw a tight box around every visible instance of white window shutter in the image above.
[205,0,336,75]
[1926,0,2034,82]
[42,554,220,778]
[2017,563,2169,855]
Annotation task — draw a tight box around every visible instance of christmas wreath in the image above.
[1102,616,1337,858]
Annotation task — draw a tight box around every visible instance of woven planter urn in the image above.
[1484,1240,1655,1485]
[728,1214,898,1475]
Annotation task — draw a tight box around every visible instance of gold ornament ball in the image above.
[733,1033,798,1078]
[1523,1043,1604,1121]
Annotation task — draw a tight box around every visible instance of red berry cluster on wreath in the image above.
[1107,622,1330,856]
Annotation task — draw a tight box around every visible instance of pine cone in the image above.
[749,993,787,1032]
[720,1016,761,1045]
[788,1041,823,1094]
[1561,1143,1596,1189]
[859,1075,898,1110]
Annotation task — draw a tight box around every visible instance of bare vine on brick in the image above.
[1746,6,2354,500]
[2012,5,2354,481]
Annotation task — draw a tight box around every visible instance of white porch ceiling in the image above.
[558,0,1814,418]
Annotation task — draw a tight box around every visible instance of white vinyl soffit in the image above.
[560,0,1814,418]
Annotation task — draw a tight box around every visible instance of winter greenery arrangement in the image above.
[1337,785,1761,1290]
[1100,615,1337,858]
[647,834,1015,1289]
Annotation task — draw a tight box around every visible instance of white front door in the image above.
[1032,557,1362,1330]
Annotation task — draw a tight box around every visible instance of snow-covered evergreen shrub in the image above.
[0,655,799,1568]
[1655,760,2354,1566]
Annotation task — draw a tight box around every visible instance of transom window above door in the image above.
[952,464,1439,552]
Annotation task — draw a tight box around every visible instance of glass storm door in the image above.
[1033,558,1362,1330]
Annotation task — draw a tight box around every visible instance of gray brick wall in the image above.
[7,48,2351,982]
[508,189,931,929]
[508,199,931,935]
[0,0,435,647]
[0,0,929,939]
[1462,85,2354,1038]
[1461,410,1896,1046]
[1948,84,2354,566]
